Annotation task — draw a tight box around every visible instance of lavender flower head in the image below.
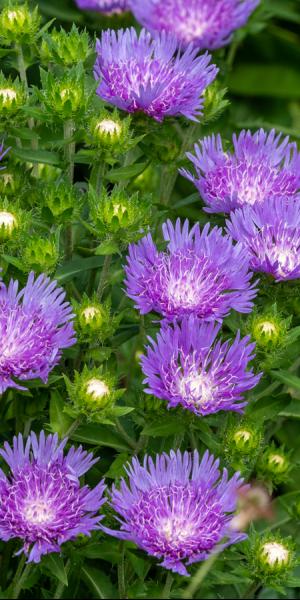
[75,0,129,13]
[105,449,246,575]
[129,0,259,51]
[125,219,256,322]
[94,28,218,122]
[0,142,9,169]
[181,129,300,213]
[0,272,76,394]
[0,431,106,562]
[227,197,300,281]
[142,317,261,416]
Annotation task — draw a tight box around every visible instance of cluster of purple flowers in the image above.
[0,430,245,575]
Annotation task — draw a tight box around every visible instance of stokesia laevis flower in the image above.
[94,28,218,122]
[124,218,257,322]
[226,197,300,281]
[0,431,106,562]
[75,0,129,13]
[129,0,259,51]
[181,129,300,213]
[104,449,246,575]
[141,316,261,416]
[0,272,76,394]
[0,142,9,168]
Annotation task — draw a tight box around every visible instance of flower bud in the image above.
[224,418,263,473]
[202,81,229,124]
[64,365,126,423]
[89,109,133,155]
[0,199,27,244]
[39,65,91,119]
[249,534,295,584]
[257,444,291,485]
[90,188,152,245]
[43,180,80,223]
[22,235,59,273]
[40,25,91,67]
[0,73,26,117]
[0,169,23,196]
[74,294,121,343]
[248,305,288,350]
[0,3,41,44]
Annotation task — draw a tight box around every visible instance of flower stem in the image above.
[162,572,174,599]
[117,542,127,599]
[64,416,82,439]
[15,43,38,176]
[242,581,260,599]
[182,551,219,599]
[11,555,31,600]
[97,254,112,301]
[64,119,76,260]
[116,419,137,451]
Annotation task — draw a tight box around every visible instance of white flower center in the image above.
[96,119,121,136]
[258,321,277,335]
[23,498,55,525]
[179,371,212,407]
[82,306,100,322]
[234,430,251,444]
[167,276,199,310]
[272,247,297,277]
[262,542,289,566]
[0,211,16,231]
[86,378,109,400]
[159,516,195,545]
[0,88,17,102]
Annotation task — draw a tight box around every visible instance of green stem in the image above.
[226,38,240,72]
[64,119,76,260]
[15,43,38,176]
[162,572,173,599]
[96,254,112,301]
[117,542,127,599]
[116,419,137,451]
[11,555,31,600]
[64,417,82,439]
[241,581,260,599]
[182,551,219,599]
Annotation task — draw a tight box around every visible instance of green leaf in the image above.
[42,554,68,586]
[279,399,300,419]
[271,370,300,391]
[72,423,131,451]
[79,541,120,563]
[81,566,116,599]
[95,240,120,256]
[142,416,184,437]
[13,147,61,166]
[229,65,300,98]
[106,162,148,183]
[247,395,291,421]
[49,390,72,436]
[55,256,105,283]
[2,254,26,272]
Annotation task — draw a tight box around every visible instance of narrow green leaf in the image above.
[13,147,61,166]
[271,370,300,391]
[42,554,68,586]
[55,256,105,283]
[72,423,131,451]
[106,162,148,183]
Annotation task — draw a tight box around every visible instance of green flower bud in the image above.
[89,109,133,156]
[247,305,289,350]
[40,25,91,67]
[257,444,291,485]
[38,65,92,119]
[248,534,295,585]
[0,169,22,196]
[34,164,62,182]
[64,365,126,423]
[22,235,59,273]
[202,81,229,124]
[74,294,121,343]
[224,418,263,474]
[0,198,27,244]
[90,188,152,245]
[43,180,80,223]
[0,3,41,44]
[0,72,26,117]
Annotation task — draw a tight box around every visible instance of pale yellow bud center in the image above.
[259,321,277,336]
[233,430,251,444]
[268,454,285,468]
[0,88,17,105]
[86,378,109,400]
[82,306,101,323]
[262,542,289,566]
[96,119,121,136]
[0,211,16,231]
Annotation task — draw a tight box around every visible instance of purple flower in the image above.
[104,449,246,575]
[141,317,261,416]
[0,272,76,394]
[124,219,257,322]
[0,431,106,562]
[226,197,300,281]
[75,0,128,13]
[94,28,218,122]
[129,0,259,51]
[181,129,300,213]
